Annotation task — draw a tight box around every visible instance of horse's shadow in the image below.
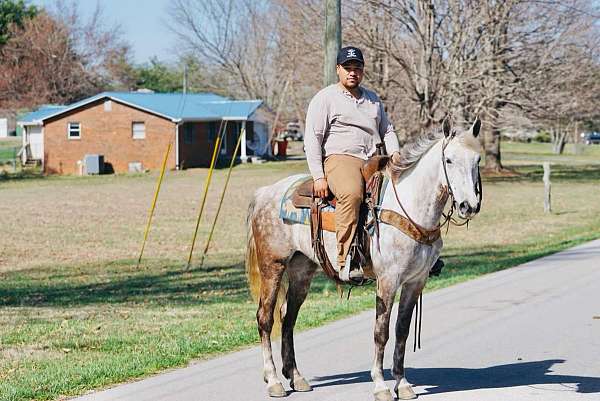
[311,359,600,395]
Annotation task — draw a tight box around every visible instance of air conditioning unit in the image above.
[84,154,104,175]
[128,162,143,173]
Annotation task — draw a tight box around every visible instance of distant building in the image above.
[17,92,264,174]
[0,109,20,137]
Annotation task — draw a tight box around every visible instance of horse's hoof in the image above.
[374,389,394,401]
[396,384,417,400]
[267,382,287,397]
[291,377,312,392]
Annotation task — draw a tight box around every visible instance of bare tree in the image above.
[523,3,600,154]
[168,0,288,107]
[164,0,599,164]
[348,0,599,168]
[345,0,449,139]
[50,0,133,90]
[467,0,599,169]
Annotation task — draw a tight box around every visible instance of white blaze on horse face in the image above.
[444,133,482,219]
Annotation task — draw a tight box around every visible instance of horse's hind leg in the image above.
[392,279,426,400]
[256,256,287,397]
[370,278,400,401]
[281,253,318,392]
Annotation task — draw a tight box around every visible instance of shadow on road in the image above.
[311,359,600,395]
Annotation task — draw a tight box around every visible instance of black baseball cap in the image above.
[336,46,364,65]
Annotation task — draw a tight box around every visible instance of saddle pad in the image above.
[279,175,335,228]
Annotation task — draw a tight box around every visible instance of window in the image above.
[104,100,112,112]
[68,122,81,139]
[132,122,145,139]
[184,124,193,144]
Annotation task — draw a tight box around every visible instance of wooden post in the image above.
[543,162,551,214]
[324,0,341,86]
[574,121,583,155]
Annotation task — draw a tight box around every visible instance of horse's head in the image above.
[441,117,483,219]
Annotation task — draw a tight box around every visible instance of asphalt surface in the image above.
[73,239,600,401]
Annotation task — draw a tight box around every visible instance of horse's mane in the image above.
[388,129,444,180]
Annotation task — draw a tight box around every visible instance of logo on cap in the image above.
[347,49,357,58]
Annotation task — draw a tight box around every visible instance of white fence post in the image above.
[543,162,551,213]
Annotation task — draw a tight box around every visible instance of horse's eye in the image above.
[446,158,452,164]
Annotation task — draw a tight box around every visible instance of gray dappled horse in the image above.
[246,118,482,400]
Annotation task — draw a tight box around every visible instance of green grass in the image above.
[1,142,599,401]
[502,141,600,165]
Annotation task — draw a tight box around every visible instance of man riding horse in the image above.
[304,46,443,282]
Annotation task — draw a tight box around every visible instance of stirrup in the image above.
[339,253,364,282]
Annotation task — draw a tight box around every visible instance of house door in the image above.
[29,126,43,160]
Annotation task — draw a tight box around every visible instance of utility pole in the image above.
[324,0,341,86]
[183,64,188,94]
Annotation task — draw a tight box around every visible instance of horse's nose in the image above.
[459,201,473,216]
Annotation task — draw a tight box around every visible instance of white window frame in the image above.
[132,122,145,139]
[67,122,81,140]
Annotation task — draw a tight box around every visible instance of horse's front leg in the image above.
[370,279,400,401]
[392,279,426,400]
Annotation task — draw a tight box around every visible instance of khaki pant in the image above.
[324,154,364,267]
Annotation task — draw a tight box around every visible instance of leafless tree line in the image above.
[170,0,599,169]
[1,0,596,166]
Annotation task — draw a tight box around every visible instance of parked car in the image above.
[583,132,600,145]
[283,121,303,141]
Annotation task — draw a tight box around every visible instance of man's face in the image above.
[336,61,364,89]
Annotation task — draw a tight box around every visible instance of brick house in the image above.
[17,92,263,174]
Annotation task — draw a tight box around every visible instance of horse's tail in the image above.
[245,197,288,337]
[245,199,261,303]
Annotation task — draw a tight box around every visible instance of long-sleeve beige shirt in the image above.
[304,84,400,180]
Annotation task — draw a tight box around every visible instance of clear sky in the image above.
[31,0,178,64]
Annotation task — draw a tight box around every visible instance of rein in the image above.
[381,137,482,353]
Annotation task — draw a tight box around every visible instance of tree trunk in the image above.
[324,0,341,86]
[484,126,503,171]
[552,130,567,154]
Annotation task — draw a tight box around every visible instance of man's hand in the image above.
[313,177,329,199]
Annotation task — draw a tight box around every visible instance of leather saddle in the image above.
[291,155,389,284]
[291,155,389,211]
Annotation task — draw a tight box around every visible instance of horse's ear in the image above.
[471,117,481,138]
[442,116,452,138]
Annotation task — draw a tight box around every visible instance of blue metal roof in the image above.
[19,105,68,124]
[19,92,263,124]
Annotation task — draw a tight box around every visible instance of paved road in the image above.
[74,240,600,401]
